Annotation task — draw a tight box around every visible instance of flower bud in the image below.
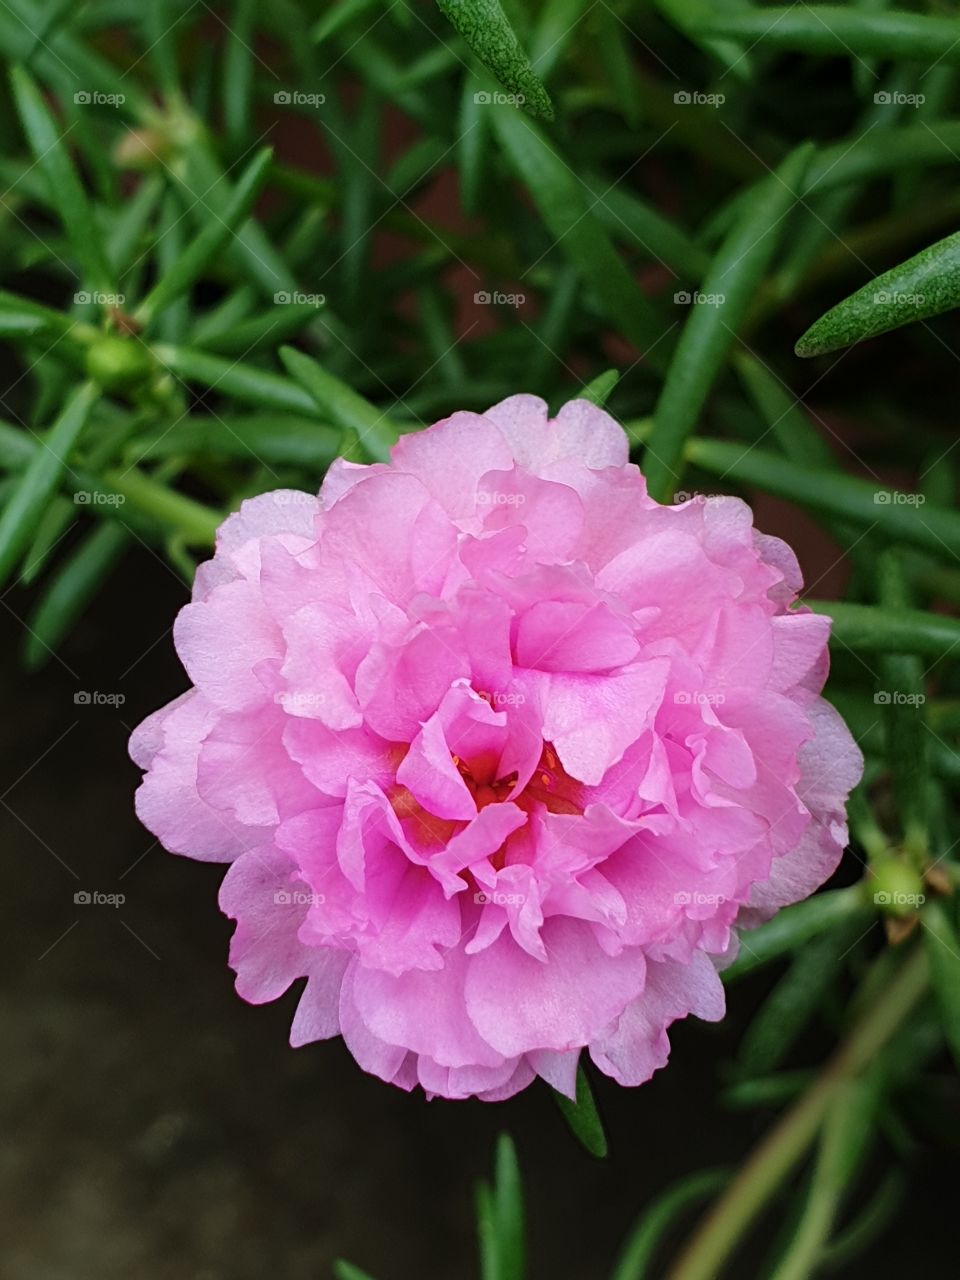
[112,129,171,171]
[871,856,926,917]
[84,336,152,391]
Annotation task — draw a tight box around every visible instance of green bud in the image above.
[870,856,926,917]
[112,128,172,171]
[84,336,152,391]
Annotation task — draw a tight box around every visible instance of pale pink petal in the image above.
[134,692,260,861]
[219,846,312,1002]
[528,1047,580,1099]
[391,411,515,520]
[539,659,670,785]
[465,917,647,1057]
[290,949,351,1046]
[354,946,505,1068]
[174,579,281,712]
[591,952,724,1086]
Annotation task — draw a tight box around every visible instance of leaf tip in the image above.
[794,328,824,358]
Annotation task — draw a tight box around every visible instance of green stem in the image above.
[102,466,222,546]
[877,550,929,861]
[768,1069,879,1280]
[664,947,928,1280]
[845,789,889,865]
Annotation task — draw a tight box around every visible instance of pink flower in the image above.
[130,394,862,1101]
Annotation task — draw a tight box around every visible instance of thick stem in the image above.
[664,947,929,1280]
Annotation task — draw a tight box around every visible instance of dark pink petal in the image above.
[515,600,640,673]
[396,704,479,821]
[283,718,394,800]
